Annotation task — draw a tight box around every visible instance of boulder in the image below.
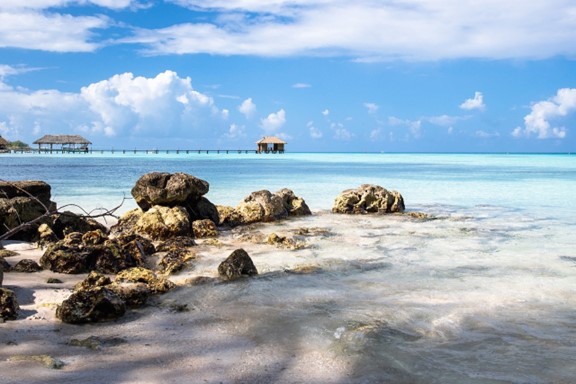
[156,236,196,252]
[12,259,42,272]
[218,248,258,281]
[47,211,108,240]
[219,189,311,227]
[0,180,56,241]
[131,172,209,211]
[40,232,152,274]
[108,282,150,308]
[0,288,19,320]
[332,184,405,214]
[56,287,126,324]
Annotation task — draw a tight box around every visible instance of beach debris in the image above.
[12,259,42,272]
[218,248,258,280]
[56,286,126,324]
[218,188,311,227]
[8,354,65,369]
[0,287,19,320]
[332,184,405,214]
[192,218,218,238]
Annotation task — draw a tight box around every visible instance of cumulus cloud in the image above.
[512,88,576,139]
[238,97,256,119]
[131,0,576,60]
[388,116,422,138]
[0,70,222,143]
[460,91,486,111]
[224,123,246,139]
[260,109,286,133]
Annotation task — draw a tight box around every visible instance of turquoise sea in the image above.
[2,152,576,383]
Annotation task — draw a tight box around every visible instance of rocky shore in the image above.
[0,174,422,382]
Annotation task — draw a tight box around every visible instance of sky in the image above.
[0,0,575,153]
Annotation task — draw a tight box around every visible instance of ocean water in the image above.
[2,152,576,383]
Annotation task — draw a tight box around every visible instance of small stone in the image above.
[217,248,258,281]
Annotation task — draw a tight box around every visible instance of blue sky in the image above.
[1,1,575,152]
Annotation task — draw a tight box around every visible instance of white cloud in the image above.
[388,116,422,138]
[427,114,467,126]
[0,10,109,52]
[260,108,286,133]
[238,97,256,118]
[322,109,330,117]
[460,91,486,111]
[512,88,576,139]
[364,102,379,114]
[292,83,311,89]
[0,70,222,143]
[224,123,246,139]
[307,121,322,139]
[131,0,576,60]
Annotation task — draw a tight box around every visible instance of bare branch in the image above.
[0,179,127,242]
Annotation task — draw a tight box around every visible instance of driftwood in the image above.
[0,179,125,243]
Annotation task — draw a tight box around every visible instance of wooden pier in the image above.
[7,148,284,155]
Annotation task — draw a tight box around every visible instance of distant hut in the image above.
[33,134,91,153]
[256,136,286,153]
[0,135,8,151]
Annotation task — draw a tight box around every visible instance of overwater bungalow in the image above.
[256,136,286,153]
[33,134,91,153]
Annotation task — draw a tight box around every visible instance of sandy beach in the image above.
[0,220,358,384]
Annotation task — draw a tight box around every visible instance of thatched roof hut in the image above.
[256,136,286,153]
[0,135,9,150]
[33,134,92,152]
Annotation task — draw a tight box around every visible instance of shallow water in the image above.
[2,152,576,382]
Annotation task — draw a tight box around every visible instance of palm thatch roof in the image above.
[256,136,287,144]
[33,135,91,145]
[0,135,9,147]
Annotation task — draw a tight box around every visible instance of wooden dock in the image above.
[8,148,284,155]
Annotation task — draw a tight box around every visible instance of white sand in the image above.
[0,233,353,384]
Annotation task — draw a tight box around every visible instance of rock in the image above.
[48,211,108,240]
[155,236,196,252]
[56,287,126,324]
[217,248,258,280]
[191,197,220,223]
[0,263,3,287]
[219,189,311,227]
[192,219,218,238]
[0,249,18,258]
[40,232,151,274]
[133,205,191,241]
[159,249,196,275]
[12,259,42,272]
[266,233,307,250]
[0,288,20,320]
[7,354,65,369]
[74,271,112,291]
[0,180,57,241]
[332,184,405,214]
[108,208,142,238]
[47,278,63,284]
[115,267,175,294]
[276,188,312,216]
[108,282,150,308]
[131,172,210,211]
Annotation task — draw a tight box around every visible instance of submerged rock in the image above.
[0,288,20,320]
[192,219,218,238]
[218,248,258,280]
[332,184,405,214]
